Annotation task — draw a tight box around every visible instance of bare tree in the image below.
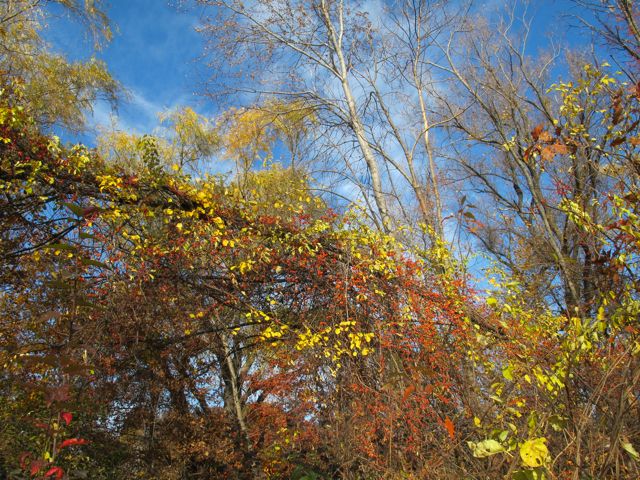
[433,3,620,314]
[198,0,469,238]
[574,0,640,79]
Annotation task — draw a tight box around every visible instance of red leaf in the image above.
[444,416,455,440]
[19,452,31,469]
[44,466,64,479]
[60,411,72,426]
[59,438,89,449]
[30,460,44,476]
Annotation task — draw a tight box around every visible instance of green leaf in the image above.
[62,201,85,217]
[513,468,545,480]
[45,279,73,289]
[46,242,77,251]
[548,414,566,432]
[468,439,506,458]
[75,299,104,310]
[527,411,538,431]
[80,258,110,269]
[79,232,99,240]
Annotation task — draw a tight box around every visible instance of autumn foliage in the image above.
[2,1,640,479]
[0,85,476,478]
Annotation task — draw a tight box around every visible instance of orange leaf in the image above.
[539,130,553,143]
[541,146,554,161]
[541,143,568,160]
[551,143,568,155]
[402,385,415,402]
[444,416,455,440]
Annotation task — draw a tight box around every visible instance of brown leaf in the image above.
[542,143,568,160]
[612,92,623,125]
[539,130,553,143]
[541,146,554,161]
[531,124,544,141]
[523,146,534,162]
[611,136,627,147]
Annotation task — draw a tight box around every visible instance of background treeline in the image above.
[1,1,640,479]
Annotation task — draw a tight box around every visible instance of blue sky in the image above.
[42,0,591,147]
[41,0,604,290]
[45,0,213,143]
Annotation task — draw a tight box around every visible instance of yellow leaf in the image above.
[622,439,640,460]
[468,439,505,458]
[520,438,549,468]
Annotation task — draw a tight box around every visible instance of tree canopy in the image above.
[1,1,640,479]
